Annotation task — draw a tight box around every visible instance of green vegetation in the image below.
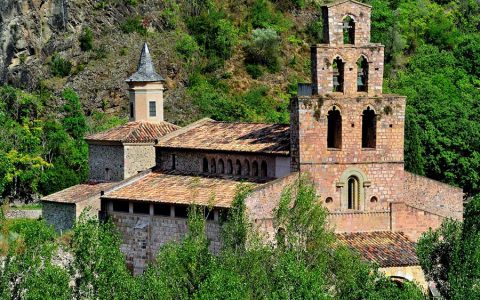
[79,27,94,51]
[417,194,480,299]
[50,54,72,77]
[0,180,423,299]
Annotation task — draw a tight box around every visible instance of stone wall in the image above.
[5,209,41,219]
[391,202,444,242]
[88,144,124,181]
[110,211,221,274]
[124,144,156,179]
[328,210,390,233]
[380,265,428,291]
[42,201,76,232]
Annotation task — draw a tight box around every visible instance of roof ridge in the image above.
[155,117,213,144]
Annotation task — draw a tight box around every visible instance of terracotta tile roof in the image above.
[85,121,179,144]
[42,182,116,204]
[336,231,419,267]
[156,118,290,155]
[103,170,266,208]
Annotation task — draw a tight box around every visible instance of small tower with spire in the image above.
[126,43,165,123]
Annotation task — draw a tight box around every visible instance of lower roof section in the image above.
[102,170,268,208]
[336,231,419,267]
[41,182,116,204]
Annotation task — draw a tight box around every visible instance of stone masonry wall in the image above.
[88,144,124,181]
[42,201,76,232]
[124,144,156,179]
[391,202,444,241]
[328,210,390,233]
[380,266,428,291]
[110,211,221,274]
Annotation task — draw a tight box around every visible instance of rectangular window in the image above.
[175,205,188,218]
[171,154,176,170]
[154,204,171,216]
[113,201,129,213]
[130,102,134,118]
[133,202,150,214]
[149,101,156,117]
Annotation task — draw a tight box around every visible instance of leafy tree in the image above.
[245,28,282,72]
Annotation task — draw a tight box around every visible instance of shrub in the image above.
[159,0,180,30]
[79,27,93,51]
[246,64,263,79]
[249,0,292,32]
[245,28,281,72]
[50,53,72,77]
[175,34,199,60]
[120,16,146,34]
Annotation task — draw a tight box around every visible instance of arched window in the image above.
[260,161,268,178]
[343,16,355,44]
[203,158,209,173]
[244,160,250,176]
[218,159,225,174]
[362,107,376,148]
[210,159,216,173]
[235,160,241,175]
[327,107,342,149]
[332,57,345,92]
[347,176,360,210]
[252,161,259,177]
[226,159,233,174]
[357,56,368,92]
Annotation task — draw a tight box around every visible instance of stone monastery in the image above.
[42,0,463,285]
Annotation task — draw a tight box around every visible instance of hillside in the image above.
[0,0,479,200]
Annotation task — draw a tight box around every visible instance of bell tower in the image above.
[291,0,407,214]
[126,43,165,123]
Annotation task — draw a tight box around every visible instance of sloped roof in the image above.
[325,0,372,8]
[85,121,179,144]
[336,231,419,267]
[126,43,164,82]
[156,118,290,155]
[42,182,115,204]
[102,170,267,208]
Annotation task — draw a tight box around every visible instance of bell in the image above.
[357,75,364,86]
[333,76,340,89]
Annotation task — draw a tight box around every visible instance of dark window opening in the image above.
[252,161,259,177]
[235,160,241,175]
[357,56,369,92]
[204,208,215,221]
[210,159,216,173]
[130,102,134,118]
[343,16,355,44]
[113,201,129,213]
[105,168,110,181]
[347,176,360,210]
[175,205,188,218]
[226,159,233,174]
[218,159,225,174]
[203,157,209,173]
[154,203,171,216]
[327,107,342,149]
[149,101,156,117]
[171,154,176,170]
[332,57,345,92]
[260,161,267,178]
[362,107,376,148]
[244,160,250,176]
[133,202,150,214]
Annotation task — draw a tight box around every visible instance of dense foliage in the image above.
[417,194,480,299]
[0,181,424,299]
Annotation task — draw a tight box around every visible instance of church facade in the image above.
[42,0,463,284]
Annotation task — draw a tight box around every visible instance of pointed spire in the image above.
[126,43,164,83]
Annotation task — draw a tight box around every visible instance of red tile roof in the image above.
[103,170,266,208]
[336,231,419,267]
[85,121,179,144]
[42,182,116,204]
[156,118,290,155]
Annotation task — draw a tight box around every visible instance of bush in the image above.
[245,28,281,72]
[79,27,93,51]
[249,0,292,31]
[120,16,146,34]
[175,34,199,60]
[50,53,72,77]
[246,64,263,79]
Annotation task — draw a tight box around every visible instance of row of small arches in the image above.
[203,158,268,178]
[327,106,376,149]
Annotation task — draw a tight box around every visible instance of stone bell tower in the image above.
[126,43,165,123]
[291,0,407,217]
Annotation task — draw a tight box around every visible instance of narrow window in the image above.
[347,176,360,210]
[105,168,110,181]
[154,204,171,216]
[149,101,156,117]
[175,205,188,218]
[130,102,134,118]
[226,159,233,174]
[204,208,215,221]
[202,157,209,173]
[244,160,250,176]
[235,160,241,175]
[210,159,216,173]
[218,159,225,174]
[171,154,176,170]
[343,16,355,44]
[252,161,259,177]
[327,107,342,149]
[113,201,129,213]
[362,107,376,148]
[357,56,368,92]
[332,57,345,92]
[133,202,150,214]
[260,161,267,178]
